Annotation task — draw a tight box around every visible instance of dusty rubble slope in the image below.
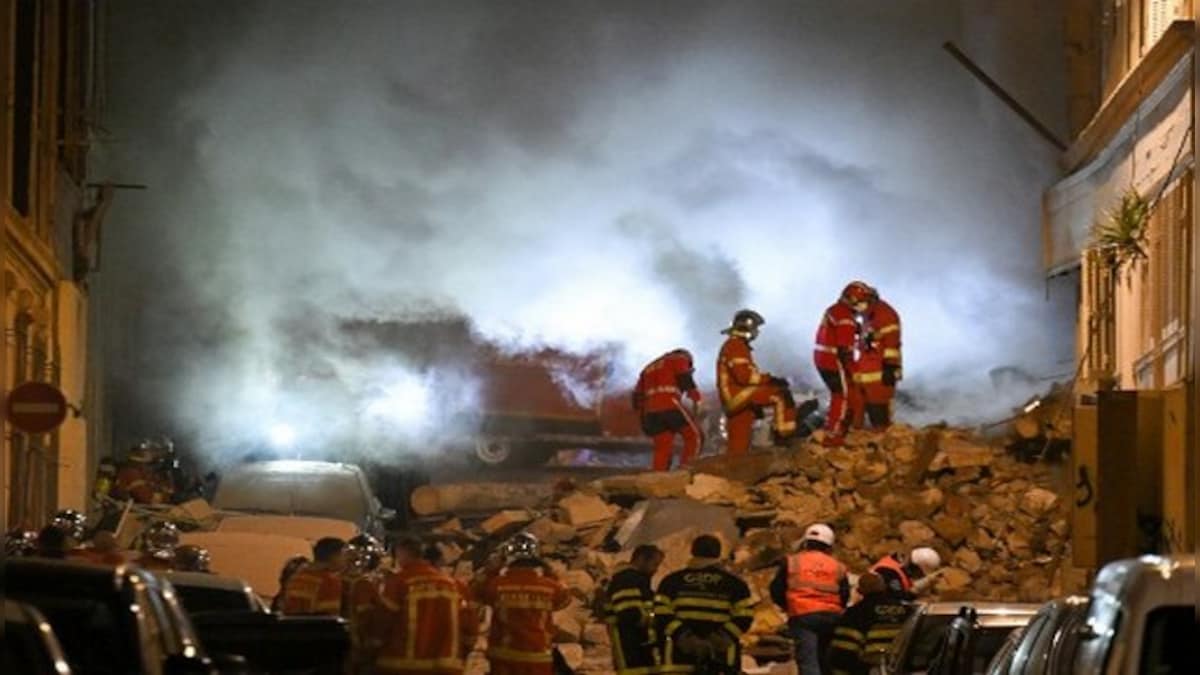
[420,424,1069,673]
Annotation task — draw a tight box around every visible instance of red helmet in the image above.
[841,281,873,311]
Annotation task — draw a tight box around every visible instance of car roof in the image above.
[923,601,1042,616]
[164,571,254,594]
[5,557,134,594]
[4,598,44,623]
[222,460,362,477]
[1091,554,1195,607]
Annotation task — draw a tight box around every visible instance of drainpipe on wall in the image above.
[1191,11,1199,559]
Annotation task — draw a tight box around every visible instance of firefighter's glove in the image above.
[883,366,898,387]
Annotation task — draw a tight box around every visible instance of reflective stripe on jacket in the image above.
[717,337,764,413]
[814,302,859,372]
[375,561,468,675]
[280,566,344,616]
[481,566,571,667]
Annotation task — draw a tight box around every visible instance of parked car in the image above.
[4,599,73,675]
[165,571,350,675]
[1074,554,1195,675]
[3,558,222,674]
[165,572,268,615]
[983,596,1088,675]
[212,460,393,539]
[881,602,1039,675]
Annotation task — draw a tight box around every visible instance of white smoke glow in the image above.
[99,1,1074,460]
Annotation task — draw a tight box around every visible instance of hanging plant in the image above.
[1091,187,1150,276]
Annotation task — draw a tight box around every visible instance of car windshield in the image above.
[7,591,138,675]
[173,585,254,614]
[1139,606,1196,675]
[213,464,366,523]
[905,615,1018,672]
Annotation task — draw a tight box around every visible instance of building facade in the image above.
[2,0,108,528]
[1044,0,1197,572]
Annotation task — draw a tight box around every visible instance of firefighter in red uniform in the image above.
[634,349,704,470]
[345,534,386,672]
[280,537,347,616]
[849,333,890,430]
[770,524,850,675]
[374,535,474,675]
[717,309,798,457]
[815,283,872,446]
[479,534,571,675]
[863,287,902,427]
[112,443,169,504]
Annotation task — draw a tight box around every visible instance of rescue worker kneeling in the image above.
[717,309,799,456]
[828,573,913,675]
[479,534,571,675]
[655,535,754,675]
[602,545,665,675]
[771,524,849,675]
[870,547,942,601]
[375,535,473,675]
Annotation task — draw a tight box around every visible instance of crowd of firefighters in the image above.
[634,281,902,470]
[8,509,941,675]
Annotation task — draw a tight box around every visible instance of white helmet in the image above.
[803,523,835,547]
[911,547,942,574]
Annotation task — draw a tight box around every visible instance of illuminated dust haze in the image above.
[97,1,1074,461]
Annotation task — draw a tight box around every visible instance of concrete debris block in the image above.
[853,459,889,484]
[810,479,835,500]
[898,520,936,548]
[967,528,996,552]
[931,515,972,546]
[592,471,691,499]
[1019,487,1060,516]
[775,493,827,527]
[563,569,597,601]
[934,567,973,595]
[559,493,619,527]
[552,604,586,642]
[480,509,534,535]
[434,518,464,534]
[931,436,995,470]
[582,622,610,646]
[953,548,983,574]
[1049,518,1069,537]
[524,517,577,544]
[1006,530,1032,556]
[168,498,218,528]
[891,444,917,464]
[849,515,888,544]
[436,541,463,565]
[557,643,586,671]
[620,499,739,559]
[826,448,857,471]
[411,482,554,516]
[686,473,749,505]
[748,603,787,636]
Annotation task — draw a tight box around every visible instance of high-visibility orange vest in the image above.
[870,555,913,592]
[785,551,846,616]
[374,561,468,675]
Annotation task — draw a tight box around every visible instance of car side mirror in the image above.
[162,653,215,675]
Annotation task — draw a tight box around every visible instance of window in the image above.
[1084,249,1117,383]
[11,0,37,216]
[1138,606,1196,674]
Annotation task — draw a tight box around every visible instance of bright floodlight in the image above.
[268,422,297,448]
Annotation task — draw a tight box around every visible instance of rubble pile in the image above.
[415,424,1069,674]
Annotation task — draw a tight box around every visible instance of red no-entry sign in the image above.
[4,381,69,434]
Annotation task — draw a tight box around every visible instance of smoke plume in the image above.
[98,0,1073,461]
